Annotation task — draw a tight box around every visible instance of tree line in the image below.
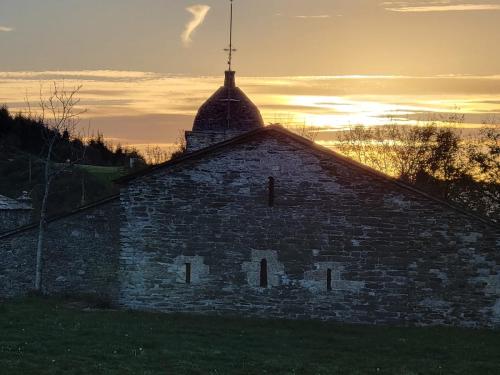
[334,115,499,221]
[0,106,144,167]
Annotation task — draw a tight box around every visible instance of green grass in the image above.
[0,298,499,374]
[75,164,125,186]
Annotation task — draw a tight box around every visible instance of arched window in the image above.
[260,259,268,288]
[268,177,275,207]
[327,268,332,291]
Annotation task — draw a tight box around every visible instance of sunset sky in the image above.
[1,0,500,149]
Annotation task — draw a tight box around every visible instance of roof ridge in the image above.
[0,193,32,210]
[0,195,120,239]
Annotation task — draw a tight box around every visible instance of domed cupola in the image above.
[192,71,264,132]
[184,0,264,152]
[186,70,265,152]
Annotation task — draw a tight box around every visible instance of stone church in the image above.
[1,70,499,328]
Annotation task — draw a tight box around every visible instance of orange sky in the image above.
[0,71,499,149]
[1,0,500,76]
[1,1,500,149]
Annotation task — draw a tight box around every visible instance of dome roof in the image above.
[192,71,265,132]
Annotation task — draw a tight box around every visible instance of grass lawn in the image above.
[0,298,499,375]
[76,164,125,185]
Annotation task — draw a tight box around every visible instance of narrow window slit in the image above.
[260,259,268,288]
[185,263,192,284]
[268,177,275,207]
[327,268,332,291]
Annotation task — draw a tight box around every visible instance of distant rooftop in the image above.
[0,194,32,210]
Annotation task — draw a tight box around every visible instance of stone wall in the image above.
[1,128,499,328]
[0,210,32,233]
[185,130,247,152]
[0,198,120,300]
[119,130,500,327]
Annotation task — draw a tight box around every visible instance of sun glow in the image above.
[264,95,435,128]
[0,71,499,145]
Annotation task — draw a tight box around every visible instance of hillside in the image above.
[0,106,146,217]
[0,148,125,217]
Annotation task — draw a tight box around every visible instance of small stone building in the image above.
[1,71,499,328]
[0,193,32,233]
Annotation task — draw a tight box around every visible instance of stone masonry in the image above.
[0,194,33,233]
[117,128,500,327]
[0,197,120,300]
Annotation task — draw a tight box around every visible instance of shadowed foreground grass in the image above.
[0,298,499,375]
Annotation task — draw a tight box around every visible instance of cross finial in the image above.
[224,0,237,71]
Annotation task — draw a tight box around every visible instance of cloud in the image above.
[0,26,13,32]
[294,15,331,19]
[275,13,334,19]
[385,1,500,12]
[0,70,158,82]
[181,5,211,47]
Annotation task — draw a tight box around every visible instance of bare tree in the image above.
[144,145,171,165]
[28,82,86,292]
[464,119,500,218]
[168,132,188,160]
[333,114,500,220]
[468,119,500,184]
[335,117,466,184]
[270,122,322,142]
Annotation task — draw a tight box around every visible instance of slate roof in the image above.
[192,70,264,132]
[0,194,32,210]
[0,195,119,239]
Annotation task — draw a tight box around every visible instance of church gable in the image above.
[122,128,380,215]
[119,126,494,229]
